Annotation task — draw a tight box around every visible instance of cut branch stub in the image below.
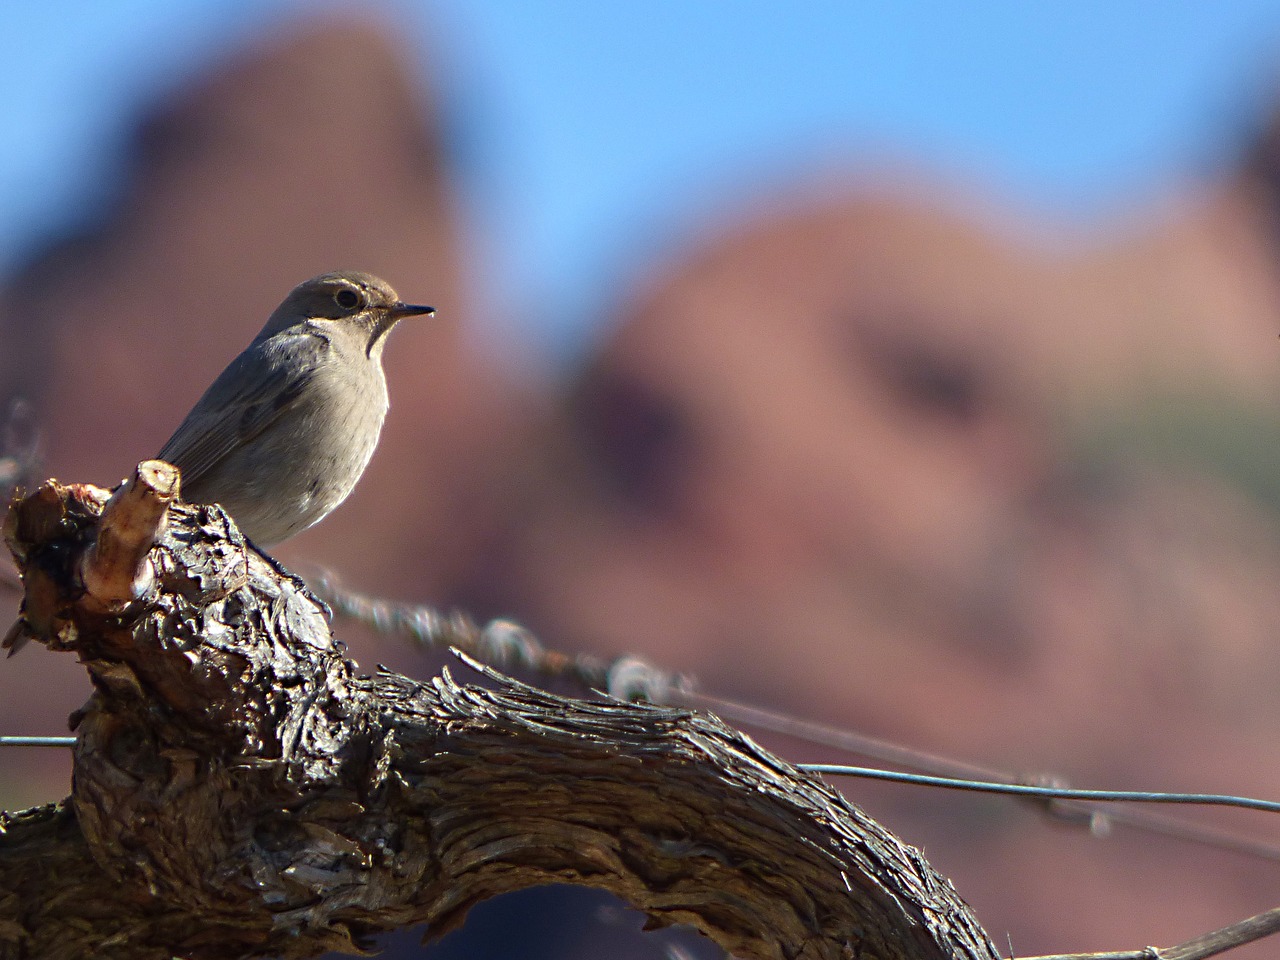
[0,468,1001,960]
[79,459,178,611]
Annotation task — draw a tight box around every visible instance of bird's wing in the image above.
[158,329,330,491]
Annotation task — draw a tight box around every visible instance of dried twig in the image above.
[79,460,178,610]
[1022,903,1280,959]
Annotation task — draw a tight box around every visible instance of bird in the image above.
[157,270,435,547]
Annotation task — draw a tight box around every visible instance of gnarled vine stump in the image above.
[0,464,1000,960]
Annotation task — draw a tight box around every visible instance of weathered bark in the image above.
[0,471,1001,960]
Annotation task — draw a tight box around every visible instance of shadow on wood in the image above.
[0,463,999,960]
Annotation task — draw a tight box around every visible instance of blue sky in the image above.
[5,1,1280,352]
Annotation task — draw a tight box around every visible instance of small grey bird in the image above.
[158,270,434,546]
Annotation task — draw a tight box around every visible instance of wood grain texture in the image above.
[0,472,999,960]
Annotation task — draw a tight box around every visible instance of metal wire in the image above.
[801,764,1280,815]
[8,571,1280,864]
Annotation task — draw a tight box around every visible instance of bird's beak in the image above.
[389,302,436,319]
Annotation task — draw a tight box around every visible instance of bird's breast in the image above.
[291,361,389,496]
[226,359,390,545]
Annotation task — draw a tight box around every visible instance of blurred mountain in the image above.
[0,14,532,606]
[5,9,1280,960]
[0,14,533,819]
[454,144,1280,957]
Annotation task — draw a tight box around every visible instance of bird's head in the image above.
[258,270,435,356]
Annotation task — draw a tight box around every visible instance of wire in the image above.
[686,689,1280,862]
[802,764,1280,814]
[683,689,1003,781]
[304,577,1280,862]
[10,575,1280,864]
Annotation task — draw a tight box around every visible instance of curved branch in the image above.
[0,469,1000,960]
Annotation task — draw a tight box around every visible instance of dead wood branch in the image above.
[1024,904,1280,960]
[78,459,178,610]
[0,468,1000,960]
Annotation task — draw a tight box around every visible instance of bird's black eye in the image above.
[334,288,362,310]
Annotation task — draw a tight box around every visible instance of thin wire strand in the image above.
[683,690,1280,862]
[684,689,1004,781]
[9,733,1280,817]
[304,575,1280,861]
[801,764,1280,815]
[9,572,1280,863]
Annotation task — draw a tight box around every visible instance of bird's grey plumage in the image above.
[158,271,433,546]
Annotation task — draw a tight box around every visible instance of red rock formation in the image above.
[7,8,1280,958]
[0,14,528,608]
[459,174,1280,955]
[0,14,530,809]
